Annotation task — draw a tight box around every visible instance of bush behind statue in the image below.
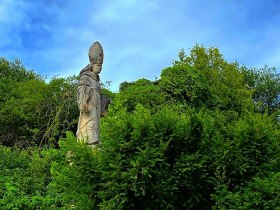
[0,45,279,209]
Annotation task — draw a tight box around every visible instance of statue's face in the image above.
[91,63,102,74]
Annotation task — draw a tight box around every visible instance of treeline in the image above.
[0,45,279,209]
[0,58,78,147]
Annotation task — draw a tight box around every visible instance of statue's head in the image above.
[88,41,104,74]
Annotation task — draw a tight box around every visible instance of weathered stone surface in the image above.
[76,42,104,146]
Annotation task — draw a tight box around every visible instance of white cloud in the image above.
[1,0,279,93]
[0,0,27,50]
[93,0,159,23]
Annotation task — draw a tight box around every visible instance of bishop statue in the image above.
[76,41,108,146]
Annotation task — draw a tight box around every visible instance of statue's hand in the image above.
[101,95,111,117]
[83,103,90,113]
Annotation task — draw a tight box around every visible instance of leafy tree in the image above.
[0,58,45,146]
[0,58,80,147]
[0,45,279,209]
[212,172,280,210]
[242,66,280,115]
[118,78,166,112]
[0,145,53,209]
[162,45,252,112]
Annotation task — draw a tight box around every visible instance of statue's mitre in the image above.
[88,41,104,64]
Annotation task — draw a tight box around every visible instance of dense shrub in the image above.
[0,45,279,209]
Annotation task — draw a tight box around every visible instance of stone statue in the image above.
[76,41,105,146]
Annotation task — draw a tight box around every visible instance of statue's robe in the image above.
[76,64,101,145]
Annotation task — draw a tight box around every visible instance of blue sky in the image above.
[0,0,280,91]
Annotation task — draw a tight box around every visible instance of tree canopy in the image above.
[0,45,279,209]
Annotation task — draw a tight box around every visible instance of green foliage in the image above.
[39,76,79,147]
[46,132,99,209]
[242,66,280,115]
[212,172,280,210]
[0,45,279,209]
[118,79,166,112]
[163,45,252,111]
[99,104,171,209]
[0,58,80,147]
[203,111,280,188]
[0,145,53,209]
[160,65,209,107]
